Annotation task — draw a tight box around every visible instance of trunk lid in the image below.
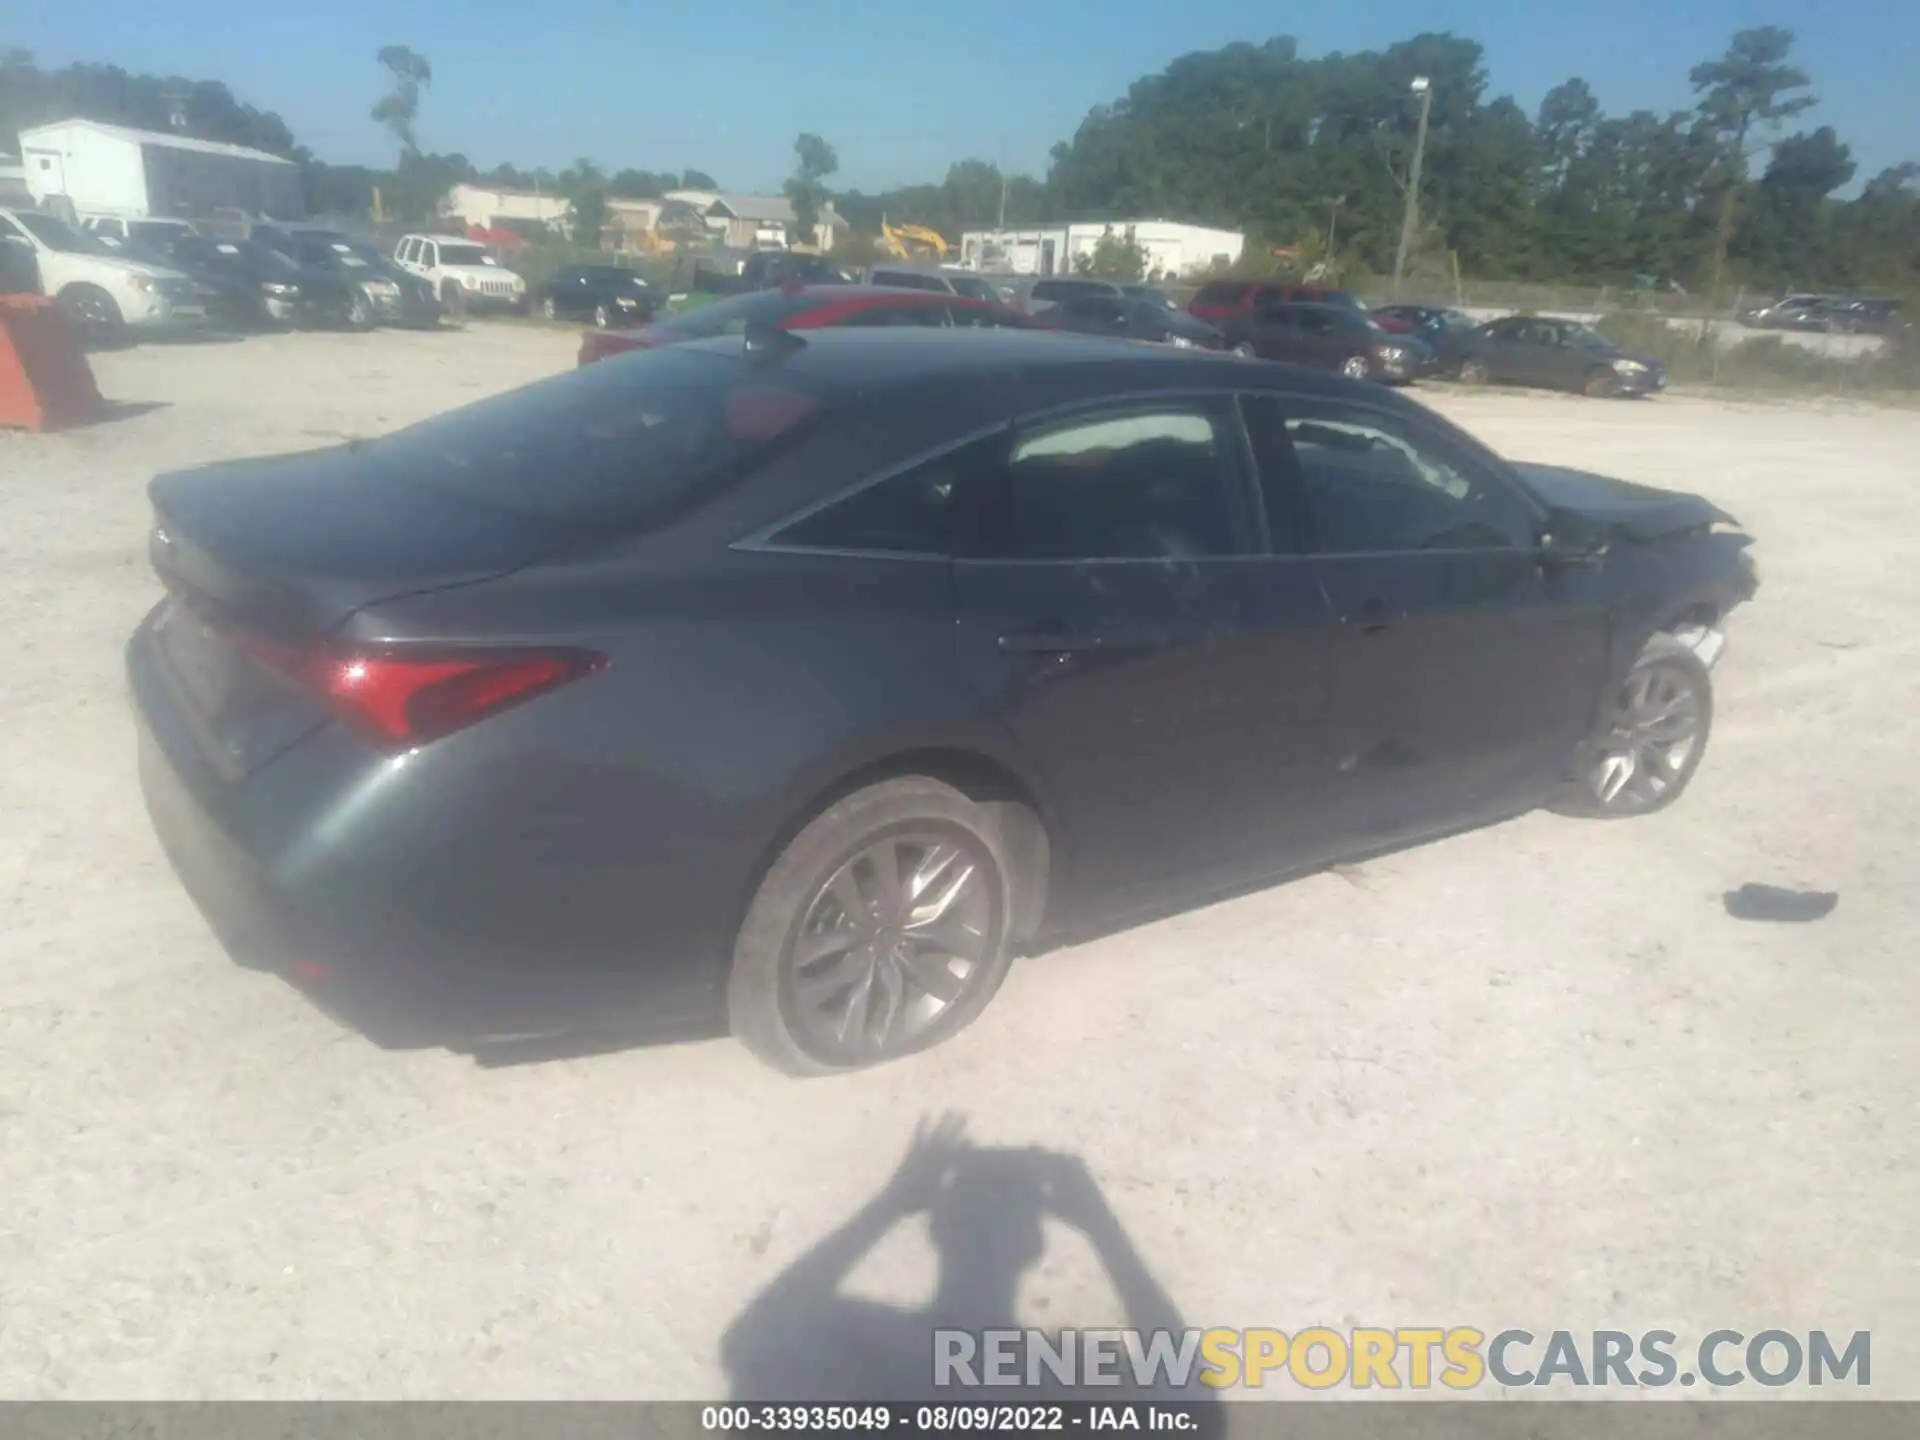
[146,445,589,779]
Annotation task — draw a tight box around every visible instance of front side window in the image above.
[1247,395,1536,555]
[982,402,1255,561]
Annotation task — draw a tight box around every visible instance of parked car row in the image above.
[0,206,457,342]
[1740,293,1904,334]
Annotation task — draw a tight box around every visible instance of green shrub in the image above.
[1591,310,1917,395]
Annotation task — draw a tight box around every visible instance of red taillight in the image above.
[241,636,605,746]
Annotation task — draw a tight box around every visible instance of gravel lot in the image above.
[2,325,1914,1401]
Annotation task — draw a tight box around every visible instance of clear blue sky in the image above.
[16,0,1920,191]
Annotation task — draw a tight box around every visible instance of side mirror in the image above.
[1538,508,1608,567]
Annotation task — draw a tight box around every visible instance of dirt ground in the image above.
[1,324,1914,1401]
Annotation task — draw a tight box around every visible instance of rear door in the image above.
[950,395,1334,908]
[1242,391,1610,848]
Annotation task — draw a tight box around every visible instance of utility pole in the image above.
[1392,76,1432,300]
[998,168,1008,229]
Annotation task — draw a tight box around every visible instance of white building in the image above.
[959,219,1245,278]
[18,118,302,220]
[440,182,573,233]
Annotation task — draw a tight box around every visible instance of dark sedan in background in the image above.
[1224,300,1433,382]
[1456,316,1666,397]
[577,284,1037,364]
[1035,292,1227,349]
[273,229,443,328]
[110,233,262,328]
[540,264,658,327]
[1369,303,1484,369]
[129,327,1755,1074]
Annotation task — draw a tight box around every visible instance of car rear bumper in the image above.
[127,616,726,1050]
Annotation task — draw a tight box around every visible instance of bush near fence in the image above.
[1594,311,1920,394]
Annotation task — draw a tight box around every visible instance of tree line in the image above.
[4,28,1914,296]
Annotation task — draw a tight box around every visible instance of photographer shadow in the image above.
[722,1115,1222,1430]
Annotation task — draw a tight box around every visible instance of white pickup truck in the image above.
[0,206,205,340]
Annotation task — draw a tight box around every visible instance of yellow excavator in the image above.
[878,219,949,262]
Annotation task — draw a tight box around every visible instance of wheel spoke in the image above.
[835,966,873,1046]
[901,947,966,1003]
[867,841,907,922]
[794,923,863,969]
[794,949,870,1009]
[870,953,908,1048]
[905,915,987,964]
[1594,751,1635,804]
[826,868,868,925]
[907,851,976,927]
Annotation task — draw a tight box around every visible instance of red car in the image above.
[579,284,1038,365]
[1187,280,1365,325]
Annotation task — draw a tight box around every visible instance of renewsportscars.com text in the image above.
[933,1327,1871,1391]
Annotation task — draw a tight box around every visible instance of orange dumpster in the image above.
[0,294,106,432]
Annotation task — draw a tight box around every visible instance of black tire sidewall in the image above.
[729,777,1016,1076]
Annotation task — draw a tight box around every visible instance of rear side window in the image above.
[377,347,827,527]
[769,445,981,556]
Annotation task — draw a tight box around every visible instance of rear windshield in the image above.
[1193,281,1250,305]
[653,289,824,339]
[374,346,828,526]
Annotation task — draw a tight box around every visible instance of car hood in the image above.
[1511,463,1735,542]
[87,255,189,282]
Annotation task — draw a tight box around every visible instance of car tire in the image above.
[440,280,466,318]
[1582,366,1622,398]
[347,291,374,330]
[593,302,612,329]
[1457,358,1488,385]
[1554,634,1714,820]
[56,283,125,346]
[728,776,1018,1076]
[1231,341,1256,358]
[541,296,557,321]
[1339,354,1371,380]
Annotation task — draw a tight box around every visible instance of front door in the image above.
[1242,392,1610,850]
[951,396,1334,910]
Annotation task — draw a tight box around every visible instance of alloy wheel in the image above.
[542,297,557,321]
[1458,360,1488,384]
[1584,662,1704,813]
[1232,341,1256,358]
[783,831,997,1064]
[594,303,611,328]
[1340,354,1371,380]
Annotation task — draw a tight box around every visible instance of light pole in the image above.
[1392,76,1432,300]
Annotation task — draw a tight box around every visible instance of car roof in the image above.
[671,326,1384,405]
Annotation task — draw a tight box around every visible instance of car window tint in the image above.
[1271,397,1535,554]
[985,404,1252,560]
[375,347,828,527]
[770,446,977,556]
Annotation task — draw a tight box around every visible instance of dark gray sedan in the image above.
[129,327,1755,1073]
[1035,292,1227,349]
[1457,317,1667,397]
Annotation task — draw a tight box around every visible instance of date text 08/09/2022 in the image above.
[702,1405,1200,1433]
